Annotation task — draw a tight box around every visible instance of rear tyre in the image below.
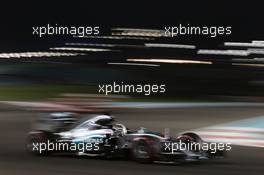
[26,131,51,156]
[132,140,153,163]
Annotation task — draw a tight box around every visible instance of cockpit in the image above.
[75,115,115,130]
[74,115,127,135]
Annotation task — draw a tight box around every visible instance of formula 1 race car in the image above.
[26,113,226,164]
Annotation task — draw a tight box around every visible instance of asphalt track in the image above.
[0,106,263,175]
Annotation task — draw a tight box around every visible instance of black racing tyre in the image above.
[179,132,203,153]
[132,140,153,163]
[181,133,203,143]
[26,131,51,156]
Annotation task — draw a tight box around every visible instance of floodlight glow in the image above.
[127,58,212,64]
[145,43,196,49]
[0,52,84,58]
[224,42,264,47]
[50,47,113,52]
[107,62,160,67]
[198,49,249,56]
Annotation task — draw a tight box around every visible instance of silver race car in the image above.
[27,113,226,164]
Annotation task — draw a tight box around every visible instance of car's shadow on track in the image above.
[36,153,232,167]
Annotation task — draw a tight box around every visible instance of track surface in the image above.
[0,107,263,175]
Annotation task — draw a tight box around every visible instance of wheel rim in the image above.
[136,142,150,159]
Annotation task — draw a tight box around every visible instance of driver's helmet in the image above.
[90,114,115,129]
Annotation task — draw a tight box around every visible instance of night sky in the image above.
[0,1,263,43]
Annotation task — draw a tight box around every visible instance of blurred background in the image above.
[0,1,263,175]
[0,1,264,102]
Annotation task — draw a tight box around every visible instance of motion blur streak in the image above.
[247,49,264,55]
[193,116,264,148]
[232,63,264,67]
[144,43,196,49]
[107,62,160,67]
[73,35,155,40]
[65,43,116,47]
[50,47,114,52]
[127,58,213,64]
[0,52,84,58]
[111,28,166,37]
[224,42,264,47]
[252,40,264,44]
[197,49,249,56]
